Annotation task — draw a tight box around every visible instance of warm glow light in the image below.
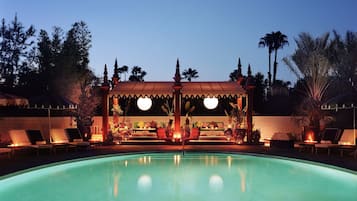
[304,130,316,143]
[203,97,219,110]
[173,132,181,139]
[209,174,224,192]
[227,156,232,168]
[137,174,152,192]
[137,97,152,111]
[174,154,181,165]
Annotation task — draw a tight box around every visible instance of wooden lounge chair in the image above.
[337,129,357,158]
[315,128,342,155]
[25,130,53,155]
[64,128,90,148]
[50,128,73,152]
[8,129,52,155]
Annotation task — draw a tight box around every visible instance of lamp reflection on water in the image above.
[227,156,232,168]
[137,174,152,193]
[113,174,120,197]
[209,174,224,192]
[138,156,151,165]
[174,154,181,165]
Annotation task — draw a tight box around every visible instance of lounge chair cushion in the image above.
[65,128,83,142]
[26,130,45,145]
[50,129,69,143]
[9,130,31,146]
[36,141,47,145]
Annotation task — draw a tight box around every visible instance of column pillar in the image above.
[101,64,110,141]
[245,64,255,143]
[173,59,182,135]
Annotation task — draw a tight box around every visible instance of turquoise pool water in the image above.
[0,153,356,201]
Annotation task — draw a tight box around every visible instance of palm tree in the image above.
[329,30,357,88]
[182,68,199,82]
[128,66,147,82]
[272,31,289,84]
[229,69,239,81]
[118,65,128,81]
[283,33,334,134]
[259,32,274,87]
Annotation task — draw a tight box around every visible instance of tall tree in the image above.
[75,69,101,136]
[54,21,92,101]
[51,26,64,69]
[229,69,238,82]
[0,15,35,89]
[253,72,267,113]
[37,30,52,73]
[182,67,199,82]
[118,65,129,81]
[259,32,274,87]
[329,30,357,90]
[283,33,334,133]
[271,31,289,84]
[128,66,146,82]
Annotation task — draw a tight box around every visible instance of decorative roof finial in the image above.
[112,58,119,87]
[236,57,244,85]
[103,64,109,86]
[114,58,119,78]
[237,57,242,78]
[245,64,255,89]
[174,58,181,84]
[247,63,252,77]
[238,58,242,75]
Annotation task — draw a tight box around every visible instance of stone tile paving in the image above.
[0,144,356,177]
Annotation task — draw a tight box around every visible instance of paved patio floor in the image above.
[1,144,356,177]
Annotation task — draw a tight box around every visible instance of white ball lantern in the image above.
[137,97,152,111]
[203,97,219,110]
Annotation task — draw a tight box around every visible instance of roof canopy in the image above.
[0,92,29,106]
[110,81,246,98]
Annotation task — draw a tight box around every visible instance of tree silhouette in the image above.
[182,67,199,82]
[229,69,238,81]
[271,31,289,84]
[259,32,274,87]
[253,72,267,113]
[283,33,334,133]
[118,65,129,81]
[0,15,35,89]
[128,66,146,82]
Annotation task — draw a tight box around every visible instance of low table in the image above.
[298,141,317,153]
[338,145,357,158]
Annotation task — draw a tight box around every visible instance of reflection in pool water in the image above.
[0,153,356,201]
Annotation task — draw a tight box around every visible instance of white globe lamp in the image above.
[137,97,152,111]
[203,97,218,110]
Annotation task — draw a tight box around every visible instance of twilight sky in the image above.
[1,0,357,84]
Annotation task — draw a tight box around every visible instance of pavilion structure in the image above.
[100,58,255,143]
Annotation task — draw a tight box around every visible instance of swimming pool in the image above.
[0,152,356,201]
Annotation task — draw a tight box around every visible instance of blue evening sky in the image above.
[1,0,357,84]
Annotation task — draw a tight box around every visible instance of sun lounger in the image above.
[50,128,73,152]
[50,128,90,152]
[337,129,357,158]
[8,129,52,155]
[25,130,53,155]
[65,128,90,147]
[315,128,342,155]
